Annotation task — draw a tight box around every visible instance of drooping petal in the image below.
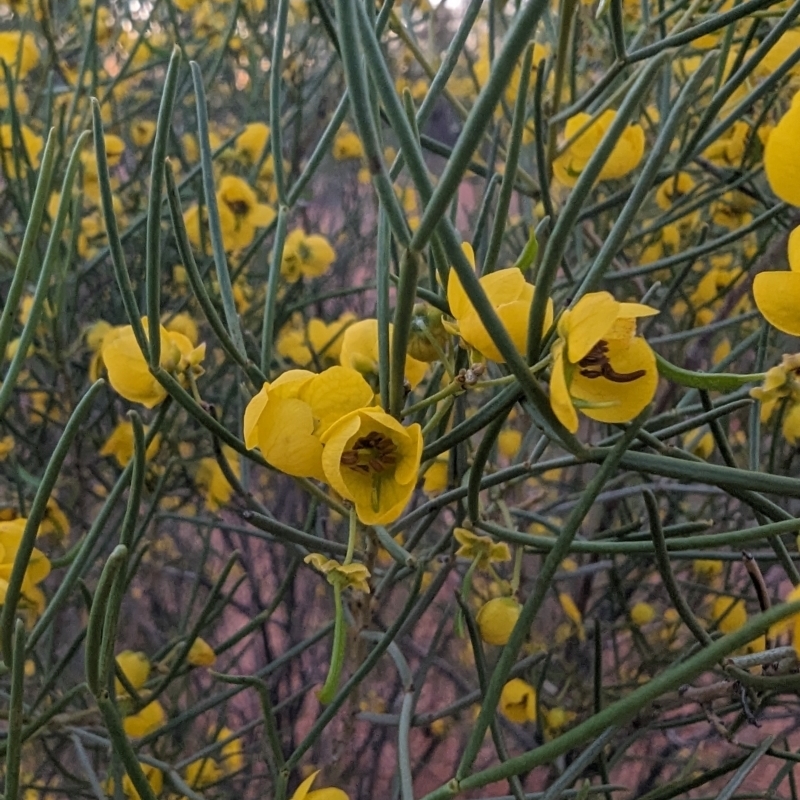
[446,260,472,322]
[549,342,579,433]
[569,336,657,423]
[243,384,270,449]
[753,271,800,336]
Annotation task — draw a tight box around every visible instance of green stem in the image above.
[0,380,105,663]
[317,582,347,704]
[4,621,25,800]
[189,60,248,360]
[146,46,182,368]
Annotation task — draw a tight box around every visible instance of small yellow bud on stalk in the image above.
[476,596,522,646]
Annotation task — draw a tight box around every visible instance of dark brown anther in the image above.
[340,451,359,465]
[227,200,249,216]
[368,458,385,473]
[577,340,646,383]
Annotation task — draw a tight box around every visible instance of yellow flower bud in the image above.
[476,597,522,646]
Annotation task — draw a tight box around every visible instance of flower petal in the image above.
[753,271,800,336]
[549,341,579,433]
[243,384,270,449]
[764,92,800,206]
[258,397,324,479]
[300,367,374,436]
[789,225,800,273]
[563,292,619,363]
[569,336,658,423]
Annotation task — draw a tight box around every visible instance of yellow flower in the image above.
[216,726,244,774]
[476,597,521,646]
[195,446,240,510]
[218,175,276,250]
[0,518,50,617]
[164,312,199,345]
[186,176,275,252]
[185,756,223,788]
[304,553,371,592]
[772,585,800,656]
[103,134,126,166]
[244,366,374,480]
[553,110,645,187]
[750,352,800,444]
[712,596,747,634]
[0,31,39,77]
[421,458,448,496]
[320,408,423,526]
[115,650,151,696]
[453,528,511,569]
[543,706,577,738]
[290,770,350,800]
[753,225,800,335]
[693,559,723,581]
[549,292,658,433]
[100,421,162,467]
[559,592,585,641]
[0,435,14,461]
[682,428,714,460]
[235,122,270,163]
[339,319,428,390]
[277,313,356,367]
[332,128,364,160]
[499,678,536,724]
[102,318,206,408]
[0,83,28,113]
[630,601,655,626]
[105,762,163,800]
[655,172,696,210]
[130,120,156,148]
[703,120,750,167]
[497,428,522,459]
[765,89,800,206]
[123,699,166,737]
[0,123,43,177]
[280,229,336,283]
[446,243,553,363]
[186,637,216,667]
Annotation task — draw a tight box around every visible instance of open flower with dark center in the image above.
[550,292,658,433]
[321,408,422,526]
[244,366,374,480]
[184,175,275,253]
[280,229,336,283]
